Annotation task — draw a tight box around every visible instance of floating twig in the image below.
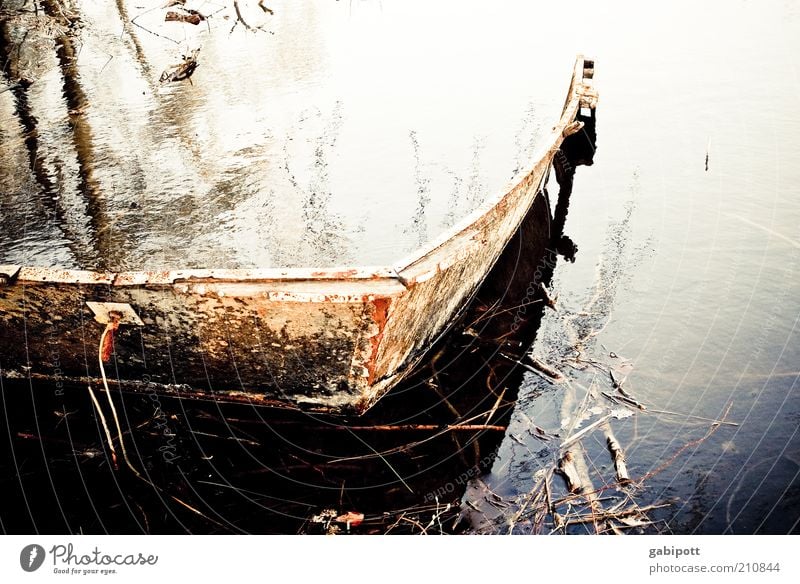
[602,390,646,410]
[526,354,565,381]
[485,386,507,426]
[499,352,564,382]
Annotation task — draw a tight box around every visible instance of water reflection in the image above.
[0,0,567,270]
[0,4,84,267]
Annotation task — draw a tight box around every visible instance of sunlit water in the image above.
[0,0,568,269]
[463,0,800,533]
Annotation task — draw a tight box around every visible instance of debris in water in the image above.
[555,451,584,494]
[159,48,199,83]
[165,10,206,25]
[526,354,565,381]
[335,511,365,528]
[604,428,632,485]
[232,0,270,32]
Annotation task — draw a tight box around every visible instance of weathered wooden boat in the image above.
[0,56,597,415]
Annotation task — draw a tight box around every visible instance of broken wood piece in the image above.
[617,385,643,403]
[165,10,205,25]
[555,451,584,494]
[531,424,552,442]
[499,352,563,383]
[525,354,565,381]
[615,378,639,402]
[602,389,646,410]
[604,426,632,485]
[601,391,627,407]
[562,120,584,137]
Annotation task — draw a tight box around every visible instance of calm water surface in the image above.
[465,0,800,534]
[0,0,567,269]
[0,0,798,534]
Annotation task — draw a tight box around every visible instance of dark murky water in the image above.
[1,0,799,534]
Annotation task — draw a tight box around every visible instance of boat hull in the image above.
[0,57,597,414]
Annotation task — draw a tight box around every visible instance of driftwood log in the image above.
[555,451,584,494]
[603,425,632,485]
